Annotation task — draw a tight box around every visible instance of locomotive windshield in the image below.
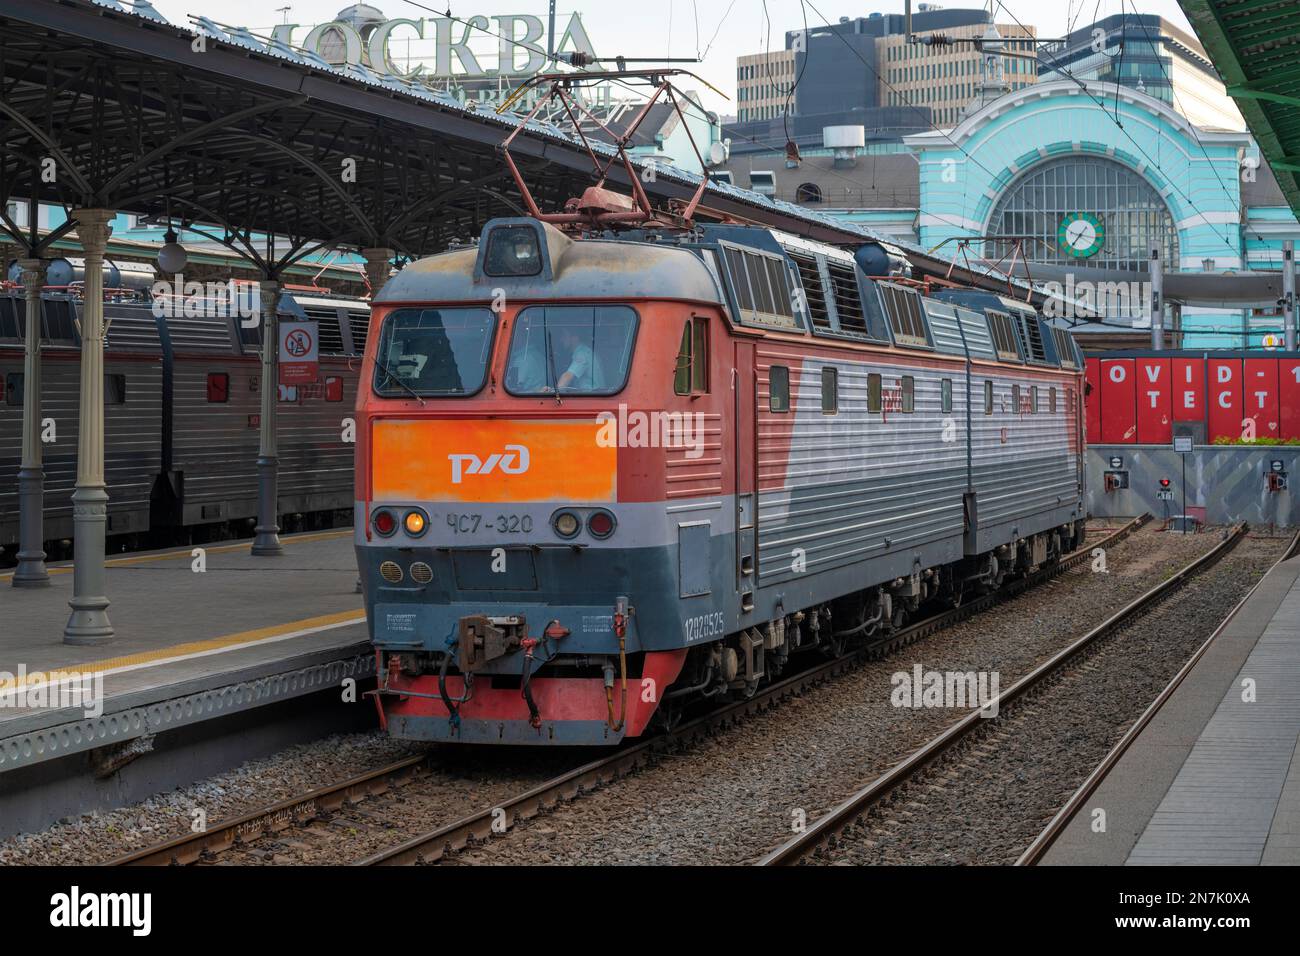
[372,307,495,397]
[504,305,637,396]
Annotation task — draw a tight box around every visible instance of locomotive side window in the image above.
[5,372,21,407]
[868,373,882,413]
[105,373,126,405]
[0,298,19,339]
[1013,384,1021,414]
[901,375,915,413]
[673,317,709,396]
[505,305,637,396]
[821,367,838,415]
[484,225,543,277]
[1050,386,1057,414]
[1031,385,1039,414]
[206,372,230,404]
[373,307,496,398]
[984,380,993,415]
[769,365,790,413]
[941,378,953,414]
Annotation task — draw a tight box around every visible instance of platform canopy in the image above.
[1179,0,1300,220]
[0,0,1057,301]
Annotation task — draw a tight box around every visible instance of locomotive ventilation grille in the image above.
[410,562,434,585]
[379,561,404,584]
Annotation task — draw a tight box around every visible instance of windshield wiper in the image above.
[374,357,427,406]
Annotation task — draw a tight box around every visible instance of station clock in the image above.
[1058,212,1105,259]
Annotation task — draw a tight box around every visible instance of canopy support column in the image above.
[64,209,115,645]
[362,247,394,297]
[252,279,283,556]
[1149,248,1164,351]
[13,258,49,588]
[1284,241,1296,353]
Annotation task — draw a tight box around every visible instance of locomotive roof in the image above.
[376,219,726,307]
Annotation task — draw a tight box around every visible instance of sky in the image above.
[146,0,1203,114]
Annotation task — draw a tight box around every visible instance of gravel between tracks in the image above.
[817,533,1285,865]
[439,524,1253,865]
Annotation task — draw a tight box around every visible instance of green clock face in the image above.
[1058,212,1106,258]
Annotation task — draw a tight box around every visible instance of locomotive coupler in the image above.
[457,615,529,673]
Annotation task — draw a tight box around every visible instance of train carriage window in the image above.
[374,307,496,398]
[901,375,915,413]
[769,365,790,413]
[5,372,22,407]
[941,378,953,414]
[673,317,709,396]
[206,372,230,404]
[505,305,637,397]
[821,367,838,415]
[105,373,126,405]
[0,298,19,339]
[868,373,882,413]
[984,380,993,415]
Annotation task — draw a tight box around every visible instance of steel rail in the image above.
[757,521,1247,867]
[357,517,1148,866]
[110,516,1146,867]
[1015,524,1300,866]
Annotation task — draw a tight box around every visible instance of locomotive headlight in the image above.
[553,510,580,539]
[404,509,428,536]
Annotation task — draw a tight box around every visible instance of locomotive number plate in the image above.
[446,513,535,535]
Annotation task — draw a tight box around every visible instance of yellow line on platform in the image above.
[0,529,353,582]
[0,608,367,693]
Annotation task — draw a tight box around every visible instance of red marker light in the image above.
[587,511,615,538]
[1160,479,1171,488]
[373,510,397,536]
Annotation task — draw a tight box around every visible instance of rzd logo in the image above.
[448,444,530,484]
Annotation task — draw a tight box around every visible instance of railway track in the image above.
[111,517,1147,867]
[756,521,1251,866]
[1014,524,1300,866]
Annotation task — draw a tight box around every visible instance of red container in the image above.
[1135,357,1172,443]
[1207,359,1243,442]
[1243,359,1280,440]
[1085,359,1101,444]
[1280,358,1300,440]
[1099,358,1137,444]
[1172,357,1205,421]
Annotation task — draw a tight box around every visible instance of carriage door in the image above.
[734,341,757,614]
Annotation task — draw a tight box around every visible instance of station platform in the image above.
[0,531,374,780]
[1042,551,1300,866]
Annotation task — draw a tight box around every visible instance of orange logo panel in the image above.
[372,419,616,503]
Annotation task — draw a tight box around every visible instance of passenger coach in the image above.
[356,217,1087,745]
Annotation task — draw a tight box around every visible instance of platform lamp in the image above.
[157,199,188,274]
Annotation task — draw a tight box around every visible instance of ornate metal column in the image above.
[64,209,115,644]
[13,258,49,587]
[252,279,284,556]
[361,247,394,297]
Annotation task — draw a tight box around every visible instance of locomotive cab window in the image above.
[505,305,638,397]
[373,307,496,398]
[769,365,790,412]
[674,316,709,396]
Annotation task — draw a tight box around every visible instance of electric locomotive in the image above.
[355,216,1088,745]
